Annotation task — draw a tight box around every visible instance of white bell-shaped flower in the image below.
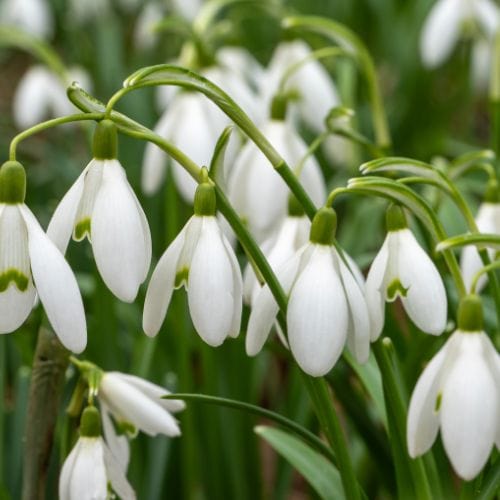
[171,0,202,21]
[143,178,242,346]
[59,406,135,500]
[12,65,92,129]
[47,120,151,303]
[420,0,500,69]
[407,295,500,480]
[0,0,53,39]
[246,207,371,376]
[366,205,447,340]
[243,200,310,305]
[460,187,500,292]
[0,161,86,353]
[133,2,164,50]
[227,118,326,243]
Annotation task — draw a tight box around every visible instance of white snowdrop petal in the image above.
[100,403,130,471]
[46,167,87,254]
[407,342,449,457]
[142,228,185,337]
[115,372,186,413]
[91,160,149,302]
[100,373,181,437]
[287,246,348,377]
[221,236,243,338]
[69,438,108,500]
[59,438,81,500]
[474,0,500,36]
[440,335,498,480]
[0,283,36,333]
[397,229,447,335]
[103,443,136,500]
[460,245,486,292]
[20,205,87,353]
[187,218,235,346]
[365,236,390,341]
[246,250,303,356]
[420,0,465,68]
[337,251,371,364]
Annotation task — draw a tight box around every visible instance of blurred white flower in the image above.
[171,0,202,21]
[243,213,310,305]
[407,326,500,480]
[0,0,53,39]
[227,119,326,242]
[420,0,500,69]
[0,161,87,353]
[460,201,500,292]
[48,121,151,303]
[246,208,371,376]
[217,46,266,91]
[134,2,164,50]
[12,65,92,129]
[143,209,242,346]
[59,406,135,500]
[366,206,447,340]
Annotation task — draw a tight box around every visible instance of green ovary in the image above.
[0,268,29,292]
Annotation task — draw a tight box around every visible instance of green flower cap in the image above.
[310,207,337,245]
[79,405,101,438]
[288,194,305,217]
[193,168,216,216]
[0,161,26,204]
[385,204,407,232]
[457,294,483,332]
[92,119,118,160]
[483,179,500,203]
[270,94,288,121]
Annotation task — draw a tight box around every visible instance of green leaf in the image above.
[449,149,496,179]
[255,426,345,500]
[436,233,500,253]
[360,157,444,184]
[209,126,233,190]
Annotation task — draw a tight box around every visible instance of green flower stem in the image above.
[22,326,70,500]
[373,339,434,500]
[9,113,104,161]
[491,29,500,165]
[283,16,391,152]
[470,260,500,295]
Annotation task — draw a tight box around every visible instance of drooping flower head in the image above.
[407,295,500,480]
[59,405,135,500]
[246,207,371,376]
[0,160,86,352]
[143,171,243,346]
[365,204,448,341]
[48,120,152,303]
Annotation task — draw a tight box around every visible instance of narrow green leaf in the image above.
[360,157,444,183]
[255,426,344,500]
[436,233,500,252]
[449,150,496,179]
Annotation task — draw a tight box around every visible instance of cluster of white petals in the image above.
[366,226,448,339]
[48,157,151,303]
[407,328,500,479]
[144,214,242,346]
[0,0,53,39]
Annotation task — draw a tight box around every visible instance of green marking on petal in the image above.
[434,392,442,413]
[116,420,138,438]
[175,267,189,288]
[386,279,408,301]
[0,269,29,292]
[74,218,91,241]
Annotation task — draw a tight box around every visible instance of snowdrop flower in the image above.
[143,176,242,346]
[246,207,371,376]
[217,46,266,91]
[0,0,53,39]
[407,295,500,480]
[420,0,500,69]
[461,183,500,292]
[0,161,86,352]
[366,205,447,340]
[243,198,310,305]
[98,371,185,468]
[171,0,203,22]
[59,405,135,500]
[47,120,151,303]
[12,65,92,129]
[227,118,326,242]
[134,2,164,50]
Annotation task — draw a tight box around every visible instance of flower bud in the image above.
[92,119,118,160]
[0,161,26,204]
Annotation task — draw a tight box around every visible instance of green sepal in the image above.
[309,207,337,245]
[80,405,101,438]
[0,161,26,204]
[0,269,29,292]
[194,169,216,216]
[92,119,118,160]
[457,294,483,332]
[385,204,407,232]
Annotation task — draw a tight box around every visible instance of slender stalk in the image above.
[22,327,70,500]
